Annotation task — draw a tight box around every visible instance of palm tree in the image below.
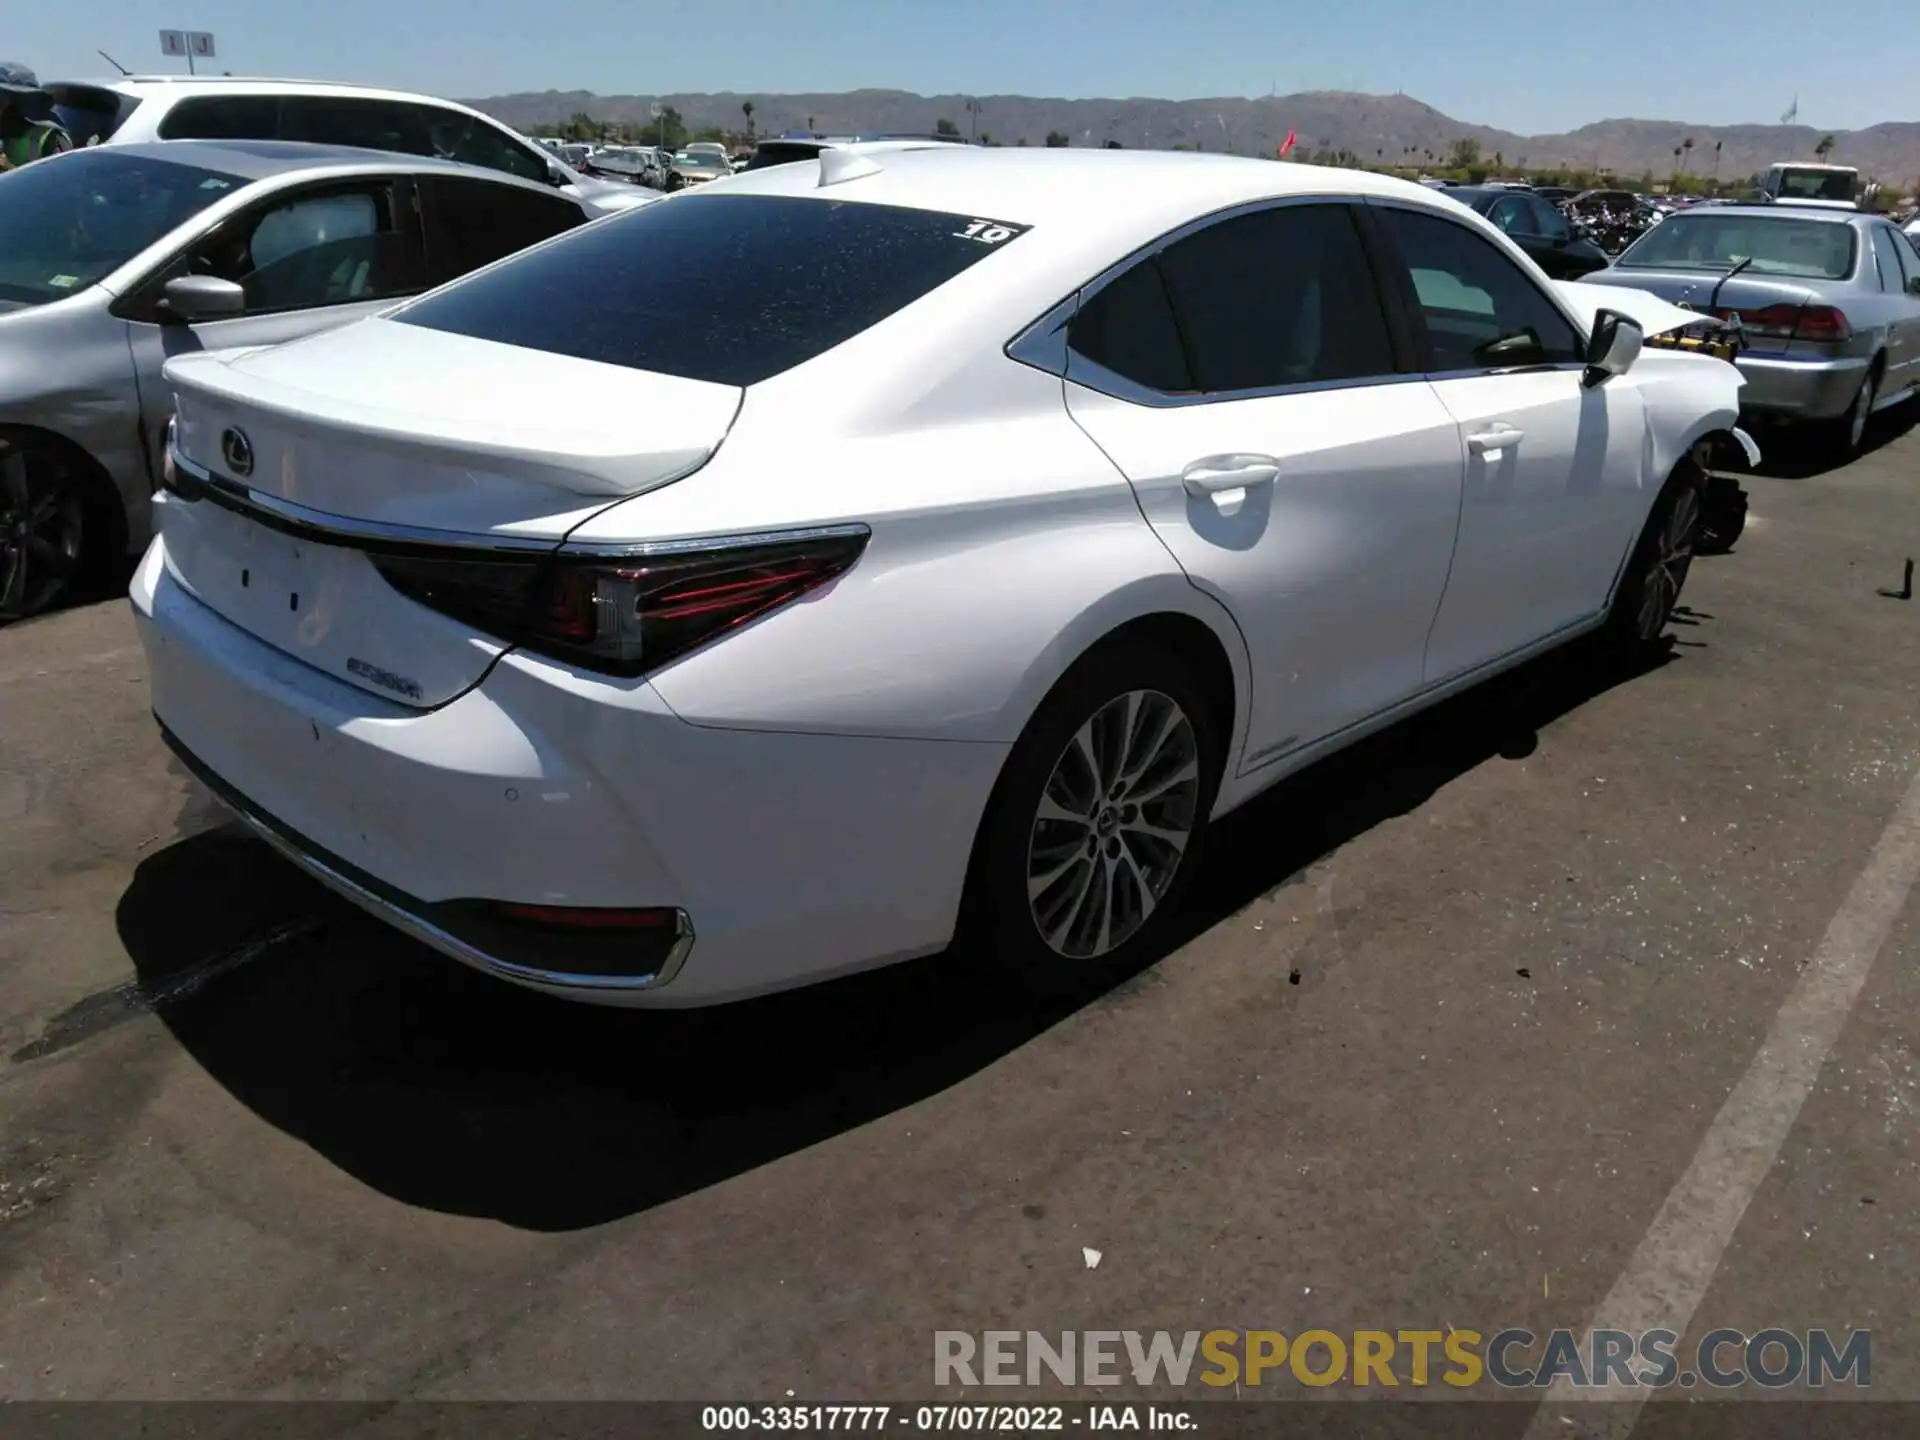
[1712,139,1723,180]
[1815,133,1836,160]
[1682,136,1694,173]
[741,100,755,141]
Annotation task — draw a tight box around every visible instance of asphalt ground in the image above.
[1,409,1918,1436]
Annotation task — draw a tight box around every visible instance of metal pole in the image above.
[187,49,195,75]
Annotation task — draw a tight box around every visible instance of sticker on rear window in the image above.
[952,218,1029,245]
[47,275,78,290]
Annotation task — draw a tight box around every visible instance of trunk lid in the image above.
[160,318,742,707]
[1579,268,1829,355]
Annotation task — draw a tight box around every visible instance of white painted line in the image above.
[1523,763,1920,1437]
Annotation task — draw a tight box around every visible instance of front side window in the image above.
[0,150,245,308]
[394,193,1030,386]
[1489,197,1529,235]
[181,182,420,315]
[1529,197,1571,242]
[411,107,551,183]
[1373,206,1583,372]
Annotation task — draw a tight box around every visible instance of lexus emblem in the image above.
[219,427,254,478]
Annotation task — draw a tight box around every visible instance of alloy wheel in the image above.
[1635,485,1698,641]
[0,447,84,621]
[1026,689,1200,960]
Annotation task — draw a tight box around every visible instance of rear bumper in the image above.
[163,723,698,993]
[1735,353,1871,421]
[131,537,1008,1007]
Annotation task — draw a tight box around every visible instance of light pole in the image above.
[966,97,982,143]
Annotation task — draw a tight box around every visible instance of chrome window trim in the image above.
[1067,361,1432,409]
[1006,194,1416,408]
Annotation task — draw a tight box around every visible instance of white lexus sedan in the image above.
[134,148,1751,1006]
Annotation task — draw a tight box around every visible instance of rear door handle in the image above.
[1466,425,1525,454]
[1181,454,1281,498]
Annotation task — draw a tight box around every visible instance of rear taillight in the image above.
[1790,305,1852,341]
[371,527,869,677]
[1715,303,1851,343]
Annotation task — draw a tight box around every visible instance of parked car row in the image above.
[0,140,598,618]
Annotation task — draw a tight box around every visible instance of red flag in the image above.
[1278,130,1298,159]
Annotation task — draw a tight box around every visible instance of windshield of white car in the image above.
[0,150,246,308]
[1615,213,1856,280]
[393,193,1031,386]
[1774,170,1855,201]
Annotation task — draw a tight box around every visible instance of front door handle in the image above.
[1181,454,1281,498]
[1466,425,1525,454]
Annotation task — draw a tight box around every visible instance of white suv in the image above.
[44,76,656,217]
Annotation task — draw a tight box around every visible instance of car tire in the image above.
[0,437,86,623]
[1827,362,1879,464]
[1601,466,1702,657]
[961,639,1222,998]
[1696,472,1749,555]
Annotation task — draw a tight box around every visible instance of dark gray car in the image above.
[0,140,593,618]
[1583,205,1920,460]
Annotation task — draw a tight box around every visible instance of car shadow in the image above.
[1750,399,1919,481]
[115,634,1679,1231]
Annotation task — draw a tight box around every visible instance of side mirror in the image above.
[1583,309,1644,386]
[159,274,246,323]
[1907,275,1920,297]
[545,159,569,187]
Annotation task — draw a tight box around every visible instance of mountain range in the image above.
[464,87,1920,185]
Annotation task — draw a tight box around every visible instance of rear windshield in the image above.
[1617,213,1857,280]
[46,85,141,147]
[744,142,826,171]
[393,193,1032,386]
[1773,169,1854,201]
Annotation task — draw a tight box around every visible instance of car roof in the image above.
[716,145,1452,232]
[63,75,503,123]
[82,137,560,189]
[687,147,1544,340]
[1440,186,1510,204]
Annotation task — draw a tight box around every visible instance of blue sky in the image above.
[14,0,1916,135]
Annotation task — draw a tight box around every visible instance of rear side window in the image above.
[1870,227,1907,293]
[157,94,281,140]
[1154,204,1395,392]
[393,194,1031,386]
[1068,262,1192,393]
[423,176,586,282]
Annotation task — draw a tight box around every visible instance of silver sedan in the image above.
[0,140,594,618]
[1583,205,1920,461]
